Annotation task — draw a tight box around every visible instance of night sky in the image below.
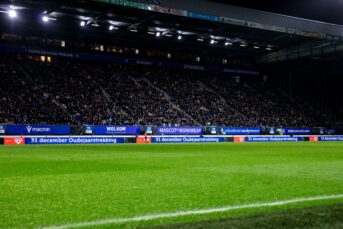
[209,0,343,25]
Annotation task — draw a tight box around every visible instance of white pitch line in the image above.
[41,194,343,229]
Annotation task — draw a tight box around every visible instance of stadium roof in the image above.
[210,0,343,25]
[0,0,342,63]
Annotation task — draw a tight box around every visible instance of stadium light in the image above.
[197,38,204,42]
[109,25,116,31]
[210,39,215,45]
[80,21,86,27]
[266,46,272,51]
[177,35,182,40]
[156,32,161,37]
[42,15,49,23]
[8,10,17,18]
[225,42,232,46]
[254,45,260,49]
[240,43,247,47]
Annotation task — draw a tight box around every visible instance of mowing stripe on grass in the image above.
[41,194,343,229]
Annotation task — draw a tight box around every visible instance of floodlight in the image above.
[8,10,17,18]
[42,15,49,22]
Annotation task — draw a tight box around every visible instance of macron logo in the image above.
[26,126,50,134]
[26,126,32,133]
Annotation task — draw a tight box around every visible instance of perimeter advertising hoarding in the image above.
[25,137,125,145]
[86,126,140,135]
[152,136,224,143]
[246,136,305,142]
[156,127,203,135]
[319,136,343,141]
[220,127,261,135]
[6,125,70,135]
[4,137,25,145]
[283,128,312,135]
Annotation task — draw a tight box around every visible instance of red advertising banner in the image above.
[136,136,152,144]
[4,137,25,145]
[309,136,319,142]
[234,136,246,143]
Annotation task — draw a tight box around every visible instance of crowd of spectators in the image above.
[0,56,68,124]
[201,74,321,127]
[0,55,323,127]
[145,69,248,126]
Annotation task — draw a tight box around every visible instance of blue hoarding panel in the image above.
[319,136,343,141]
[25,137,125,144]
[246,136,304,142]
[152,136,224,143]
[220,127,261,135]
[283,128,312,135]
[6,125,70,135]
[89,126,139,135]
[156,127,203,135]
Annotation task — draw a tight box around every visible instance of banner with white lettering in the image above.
[156,127,203,135]
[152,136,224,143]
[25,137,125,144]
[220,127,261,135]
[6,125,70,135]
[90,126,140,135]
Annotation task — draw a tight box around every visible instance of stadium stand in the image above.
[0,55,323,127]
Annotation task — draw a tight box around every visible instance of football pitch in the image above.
[0,142,343,229]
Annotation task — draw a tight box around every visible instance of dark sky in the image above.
[209,0,343,25]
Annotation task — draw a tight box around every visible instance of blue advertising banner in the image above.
[157,127,203,135]
[283,128,312,135]
[246,136,304,142]
[319,136,343,141]
[25,137,125,144]
[220,127,261,135]
[6,125,70,135]
[86,126,140,135]
[152,136,224,143]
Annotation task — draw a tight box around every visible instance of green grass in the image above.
[0,142,342,229]
[151,203,343,229]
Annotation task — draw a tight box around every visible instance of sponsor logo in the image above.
[26,126,32,133]
[14,138,22,144]
[26,126,51,134]
[234,136,246,143]
[157,127,203,135]
[4,137,25,145]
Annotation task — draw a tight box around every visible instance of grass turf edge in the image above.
[147,203,343,229]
